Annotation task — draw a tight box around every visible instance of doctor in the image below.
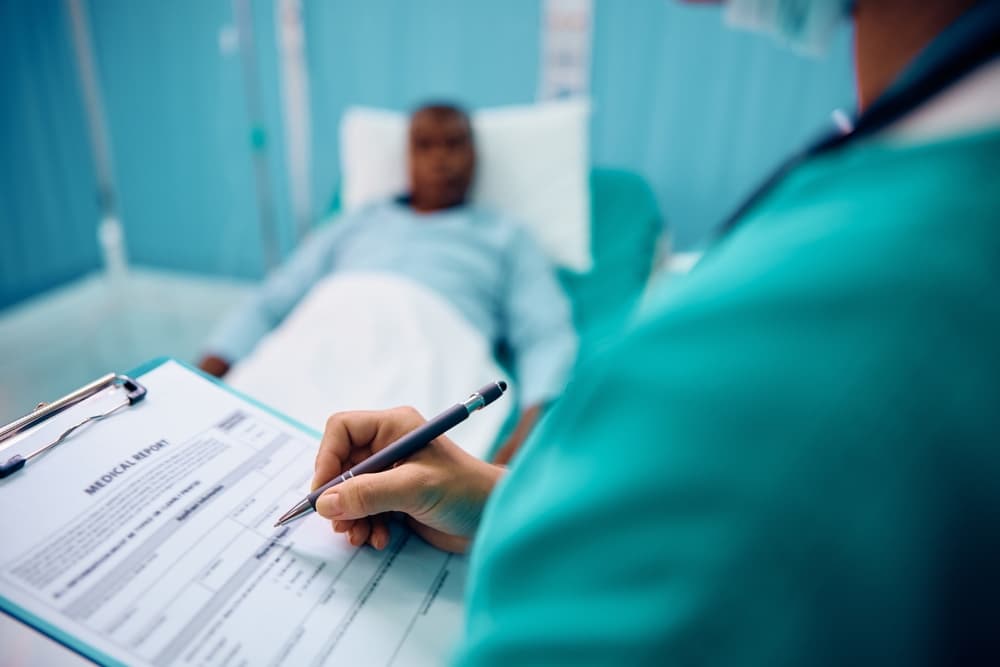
[311,0,1000,664]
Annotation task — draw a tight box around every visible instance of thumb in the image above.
[315,467,420,520]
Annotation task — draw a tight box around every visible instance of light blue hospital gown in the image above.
[204,200,578,408]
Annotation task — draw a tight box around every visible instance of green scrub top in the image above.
[456,128,1000,665]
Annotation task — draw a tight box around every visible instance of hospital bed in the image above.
[218,99,666,457]
[324,165,663,354]
[307,167,663,455]
[561,168,662,354]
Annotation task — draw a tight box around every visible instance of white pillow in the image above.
[339,99,592,271]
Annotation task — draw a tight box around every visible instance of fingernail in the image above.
[318,491,343,518]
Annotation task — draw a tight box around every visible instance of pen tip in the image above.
[498,380,508,392]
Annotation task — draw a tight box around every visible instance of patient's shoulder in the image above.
[315,200,402,236]
[464,204,515,226]
[468,206,545,250]
[344,199,398,222]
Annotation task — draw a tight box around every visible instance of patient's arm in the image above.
[491,405,541,464]
[500,228,578,446]
[198,220,354,371]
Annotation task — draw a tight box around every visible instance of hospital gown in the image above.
[205,200,577,409]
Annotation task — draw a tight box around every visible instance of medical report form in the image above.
[0,360,466,666]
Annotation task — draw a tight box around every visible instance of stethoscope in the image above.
[717,0,1000,238]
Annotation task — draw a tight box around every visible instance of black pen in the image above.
[274,380,508,528]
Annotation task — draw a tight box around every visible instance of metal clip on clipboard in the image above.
[0,373,147,478]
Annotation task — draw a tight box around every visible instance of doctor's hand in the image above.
[311,408,505,554]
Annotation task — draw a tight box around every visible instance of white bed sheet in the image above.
[226,272,513,459]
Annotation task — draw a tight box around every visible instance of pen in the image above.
[274,380,508,528]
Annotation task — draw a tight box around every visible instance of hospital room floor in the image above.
[0,268,251,426]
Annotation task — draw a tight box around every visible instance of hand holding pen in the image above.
[276,382,508,554]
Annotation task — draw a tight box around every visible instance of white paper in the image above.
[0,360,466,666]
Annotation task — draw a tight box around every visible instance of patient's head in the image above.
[408,103,475,213]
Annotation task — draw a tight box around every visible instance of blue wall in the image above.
[0,0,102,308]
[304,1,855,249]
[590,1,856,248]
[0,0,857,310]
[87,0,271,279]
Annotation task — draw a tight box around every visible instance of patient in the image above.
[198,103,576,463]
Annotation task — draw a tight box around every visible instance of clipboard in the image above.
[0,357,466,667]
[0,358,316,666]
[0,357,317,478]
[1,373,148,479]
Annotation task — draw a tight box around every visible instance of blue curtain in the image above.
[0,0,102,309]
[590,1,856,248]
[86,0,277,280]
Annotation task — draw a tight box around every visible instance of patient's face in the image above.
[408,109,475,213]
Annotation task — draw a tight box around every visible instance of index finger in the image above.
[311,407,426,491]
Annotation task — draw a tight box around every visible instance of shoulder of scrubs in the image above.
[202,210,365,362]
[457,131,1000,666]
[498,221,578,408]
